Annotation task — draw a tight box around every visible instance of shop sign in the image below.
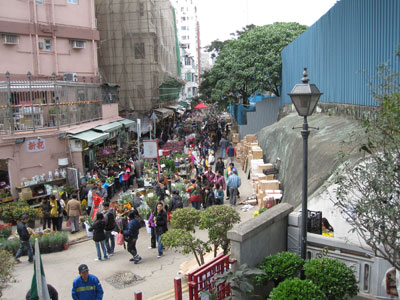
[143,140,158,158]
[26,138,46,153]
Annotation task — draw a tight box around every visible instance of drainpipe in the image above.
[27,71,36,132]
[6,72,14,134]
[33,0,40,75]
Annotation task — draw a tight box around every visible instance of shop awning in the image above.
[117,119,135,128]
[166,104,181,111]
[94,121,123,133]
[68,130,109,144]
[178,101,189,107]
[154,108,174,118]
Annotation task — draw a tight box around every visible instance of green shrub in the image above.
[0,224,12,239]
[304,257,359,300]
[0,249,15,298]
[268,278,326,300]
[0,238,19,254]
[256,252,304,286]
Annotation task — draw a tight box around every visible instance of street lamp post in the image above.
[288,68,323,263]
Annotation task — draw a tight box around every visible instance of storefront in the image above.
[68,130,109,173]
[67,119,135,174]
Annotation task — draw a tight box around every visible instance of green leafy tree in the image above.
[162,207,209,266]
[205,23,307,106]
[334,57,400,271]
[199,205,240,256]
[161,229,210,266]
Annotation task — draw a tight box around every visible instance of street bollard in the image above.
[134,291,142,300]
[174,277,182,300]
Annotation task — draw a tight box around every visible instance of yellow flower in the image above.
[253,211,259,217]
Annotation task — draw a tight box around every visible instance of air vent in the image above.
[63,72,78,82]
[72,40,85,49]
[3,34,19,45]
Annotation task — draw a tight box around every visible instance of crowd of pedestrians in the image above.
[14,110,243,300]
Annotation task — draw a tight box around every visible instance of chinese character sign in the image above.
[26,138,46,152]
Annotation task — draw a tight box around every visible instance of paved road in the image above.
[3,158,257,300]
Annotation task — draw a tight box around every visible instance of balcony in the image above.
[0,76,117,135]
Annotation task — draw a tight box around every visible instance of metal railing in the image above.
[0,72,106,135]
[188,253,236,300]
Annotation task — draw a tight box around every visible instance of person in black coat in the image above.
[123,210,142,263]
[204,187,215,209]
[154,202,168,258]
[89,212,108,261]
[14,215,33,263]
[168,190,183,212]
[214,157,225,175]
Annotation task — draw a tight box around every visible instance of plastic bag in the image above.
[116,233,124,245]
[66,219,71,227]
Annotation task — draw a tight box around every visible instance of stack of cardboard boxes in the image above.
[235,134,282,209]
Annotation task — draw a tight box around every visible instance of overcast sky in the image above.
[196,0,338,48]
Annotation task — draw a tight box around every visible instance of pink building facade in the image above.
[0,0,99,81]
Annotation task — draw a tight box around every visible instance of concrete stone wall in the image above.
[278,103,378,121]
[227,203,294,268]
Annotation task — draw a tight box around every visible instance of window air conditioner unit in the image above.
[3,34,19,45]
[72,40,85,49]
[63,72,78,82]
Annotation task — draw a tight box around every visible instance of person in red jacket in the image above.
[226,143,237,163]
[186,179,201,210]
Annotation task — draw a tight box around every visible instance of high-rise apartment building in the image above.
[96,0,179,113]
[0,0,99,81]
[172,0,200,101]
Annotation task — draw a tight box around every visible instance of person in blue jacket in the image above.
[72,264,103,300]
[123,210,142,264]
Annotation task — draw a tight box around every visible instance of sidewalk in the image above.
[3,158,257,300]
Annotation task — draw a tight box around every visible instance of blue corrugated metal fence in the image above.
[281,0,400,107]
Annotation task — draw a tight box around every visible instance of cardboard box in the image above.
[245,134,257,143]
[232,133,240,143]
[19,188,33,201]
[262,197,277,209]
[257,163,274,173]
[251,146,263,159]
[259,180,280,191]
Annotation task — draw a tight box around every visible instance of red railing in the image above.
[188,254,236,300]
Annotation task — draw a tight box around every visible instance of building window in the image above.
[181,16,186,21]
[67,0,78,4]
[139,3,144,16]
[35,0,43,3]
[184,56,191,66]
[185,73,191,81]
[44,39,51,51]
[134,43,145,59]
[181,36,187,40]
